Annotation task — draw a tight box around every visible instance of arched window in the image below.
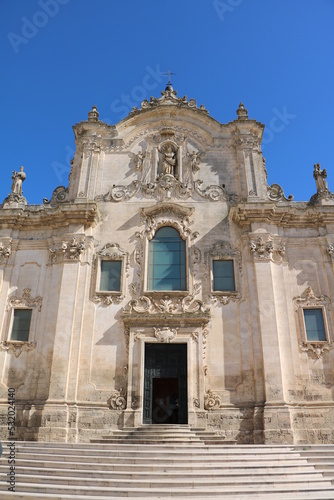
[148,226,186,291]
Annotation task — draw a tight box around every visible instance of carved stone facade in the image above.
[0,83,334,444]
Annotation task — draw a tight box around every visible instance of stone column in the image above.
[250,235,293,443]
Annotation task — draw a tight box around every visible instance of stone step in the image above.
[0,458,319,471]
[1,440,333,498]
[3,452,313,465]
[10,473,332,488]
[2,493,334,500]
[1,481,334,497]
[7,467,326,482]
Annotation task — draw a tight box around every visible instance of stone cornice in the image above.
[0,202,99,229]
[231,203,334,227]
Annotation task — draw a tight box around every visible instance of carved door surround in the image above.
[121,324,208,429]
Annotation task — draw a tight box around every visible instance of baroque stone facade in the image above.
[1,84,334,444]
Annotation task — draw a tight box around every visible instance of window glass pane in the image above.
[11,309,32,341]
[213,260,235,292]
[303,309,327,341]
[148,227,186,291]
[100,261,122,291]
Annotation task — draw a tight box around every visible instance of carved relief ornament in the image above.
[7,288,42,312]
[92,243,129,305]
[294,286,333,358]
[204,389,223,410]
[0,341,36,358]
[0,241,11,264]
[107,388,127,410]
[249,236,286,262]
[49,237,85,263]
[205,241,242,305]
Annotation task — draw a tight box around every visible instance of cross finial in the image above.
[162,68,176,85]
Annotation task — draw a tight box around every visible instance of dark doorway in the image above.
[143,343,187,424]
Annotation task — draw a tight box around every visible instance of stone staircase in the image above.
[0,426,333,499]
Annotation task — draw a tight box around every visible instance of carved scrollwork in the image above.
[131,395,140,410]
[142,175,192,201]
[268,183,293,202]
[204,389,223,411]
[7,288,42,312]
[95,180,140,202]
[0,340,36,358]
[154,327,177,343]
[327,244,334,262]
[299,341,334,359]
[205,241,242,273]
[249,236,285,262]
[107,388,127,410]
[194,179,228,202]
[50,237,85,263]
[293,286,330,309]
[210,293,241,305]
[131,85,209,115]
[92,243,129,305]
[43,186,69,206]
[122,293,210,319]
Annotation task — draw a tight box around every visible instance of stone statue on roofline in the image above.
[11,166,26,196]
[309,163,334,206]
[313,163,328,192]
[2,166,28,208]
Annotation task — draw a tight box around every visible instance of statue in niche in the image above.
[159,143,177,176]
[11,166,26,196]
[313,163,328,192]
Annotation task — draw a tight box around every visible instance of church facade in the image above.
[1,84,334,444]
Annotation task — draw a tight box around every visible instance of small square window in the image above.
[100,260,122,292]
[212,260,235,292]
[11,309,32,342]
[303,308,327,342]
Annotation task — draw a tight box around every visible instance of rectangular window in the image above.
[213,260,235,292]
[10,309,32,342]
[100,261,122,292]
[303,308,327,341]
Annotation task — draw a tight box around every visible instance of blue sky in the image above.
[0,0,333,204]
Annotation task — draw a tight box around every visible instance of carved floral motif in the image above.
[204,389,223,410]
[0,340,36,358]
[153,327,177,343]
[50,237,85,263]
[107,388,127,410]
[299,341,334,359]
[249,236,285,261]
[210,293,242,305]
[7,288,42,312]
[293,286,330,308]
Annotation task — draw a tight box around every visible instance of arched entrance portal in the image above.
[143,343,187,424]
